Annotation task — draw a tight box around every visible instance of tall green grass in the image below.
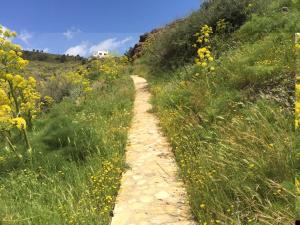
[150,78,294,224]
[295,31,300,221]
[0,76,134,225]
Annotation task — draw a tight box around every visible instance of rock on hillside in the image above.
[128,19,185,59]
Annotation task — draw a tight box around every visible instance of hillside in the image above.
[132,0,299,224]
[0,0,299,224]
[22,50,86,63]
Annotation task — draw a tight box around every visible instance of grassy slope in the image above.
[296,32,300,220]
[134,1,298,224]
[26,61,82,78]
[0,61,134,224]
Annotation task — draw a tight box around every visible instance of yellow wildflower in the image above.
[11,117,26,130]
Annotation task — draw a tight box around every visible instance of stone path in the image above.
[110,75,195,225]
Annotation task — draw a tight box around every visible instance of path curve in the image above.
[111,75,195,225]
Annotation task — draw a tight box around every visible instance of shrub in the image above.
[40,66,92,102]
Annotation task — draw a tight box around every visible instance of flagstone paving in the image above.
[111,75,195,225]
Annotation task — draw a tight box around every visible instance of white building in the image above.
[92,50,109,58]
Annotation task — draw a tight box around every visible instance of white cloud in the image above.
[43,48,50,53]
[65,42,88,56]
[63,28,81,40]
[19,30,33,45]
[89,37,132,54]
[65,37,133,57]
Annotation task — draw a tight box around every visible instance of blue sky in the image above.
[0,0,201,56]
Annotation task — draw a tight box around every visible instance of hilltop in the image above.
[22,50,86,63]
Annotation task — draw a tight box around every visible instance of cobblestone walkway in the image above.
[111,75,195,225]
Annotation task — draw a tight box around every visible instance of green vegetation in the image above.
[25,60,82,79]
[133,0,298,224]
[0,76,134,224]
[0,26,134,224]
[295,34,300,220]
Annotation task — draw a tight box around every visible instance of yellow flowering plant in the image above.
[194,24,215,72]
[39,65,92,103]
[296,33,300,129]
[0,25,41,153]
[89,56,128,83]
[65,68,93,94]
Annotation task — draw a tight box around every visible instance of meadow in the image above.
[0,27,134,224]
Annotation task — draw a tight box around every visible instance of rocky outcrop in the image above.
[128,19,185,59]
[128,29,161,59]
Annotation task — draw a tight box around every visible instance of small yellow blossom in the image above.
[249,163,255,169]
[11,117,26,130]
